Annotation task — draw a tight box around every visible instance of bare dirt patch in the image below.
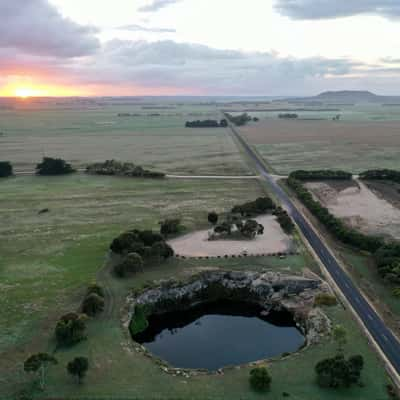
[306,180,400,240]
[168,215,292,257]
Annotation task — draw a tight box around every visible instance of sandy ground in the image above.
[306,180,400,239]
[168,215,292,257]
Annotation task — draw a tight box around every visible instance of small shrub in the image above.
[249,366,271,391]
[67,357,89,384]
[314,293,337,306]
[81,293,105,316]
[55,313,87,346]
[114,252,144,277]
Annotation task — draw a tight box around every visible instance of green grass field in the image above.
[0,106,251,175]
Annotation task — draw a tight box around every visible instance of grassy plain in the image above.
[241,119,400,174]
[0,105,250,175]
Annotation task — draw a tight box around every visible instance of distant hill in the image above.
[288,90,400,104]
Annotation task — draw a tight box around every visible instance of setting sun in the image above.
[14,87,43,98]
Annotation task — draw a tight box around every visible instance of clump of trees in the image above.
[249,366,271,391]
[278,113,298,119]
[185,119,227,128]
[110,229,174,277]
[24,353,58,391]
[287,176,384,252]
[359,169,400,183]
[273,207,295,234]
[289,170,352,181]
[210,215,264,240]
[81,284,105,316]
[374,243,400,283]
[86,160,165,179]
[159,218,183,237]
[55,312,87,346]
[315,354,364,388]
[0,161,13,177]
[231,196,276,217]
[225,113,252,126]
[67,357,89,384]
[36,157,76,175]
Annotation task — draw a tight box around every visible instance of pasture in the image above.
[241,119,400,174]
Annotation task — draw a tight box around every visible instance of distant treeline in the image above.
[278,113,298,119]
[185,119,227,128]
[225,113,252,126]
[36,157,76,176]
[290,170,352,181]
[359,169,400,183]
[287,172,400,284]
[86,160,165,178]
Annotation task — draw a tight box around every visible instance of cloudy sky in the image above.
[1,0,400,96]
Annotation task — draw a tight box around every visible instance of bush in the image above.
[81,293,105,316]
[36,157,75,175]
[67,357,89,384]
[315,354,364,388]
[114,252,144,277]
[129,305,149,336]
[185,119,227,128]
[231,196,276,216]
[225,113,252,126]
[290,170,352,181]
[273,207,295,234]
[359,169,400,183]
[249,367,271,391]
[86,283,105,298]
[208,211,219,225]
[86,160,164,179]
[0,161,13,177]
[160,218,182,237]
[314,293,337,306]
[55,313,87,346]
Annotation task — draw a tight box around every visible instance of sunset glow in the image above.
[0,82,87,98]
[15,87,43,98]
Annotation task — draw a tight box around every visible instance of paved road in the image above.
[229,122,400,380]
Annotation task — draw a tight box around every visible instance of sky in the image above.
[1,0,400,96]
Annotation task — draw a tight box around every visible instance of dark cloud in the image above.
[73,40,359,94]
[138,0,182,12]
[116,24,176,33]
[0,0,99,58]
[274,0,400,20]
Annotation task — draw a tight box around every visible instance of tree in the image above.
[333,325,347,354]
[159,218,182,237]
[81,293,105,316]
[67,357,89,384]
[55,313,87,346]
[315,354,364,388]
[24,353,57,390]
[249,367,271,391]
[0,161,13,177]
[114,252,144,277]
[36,157,75,175]
[86,283,105,298]
[208,211,219,225]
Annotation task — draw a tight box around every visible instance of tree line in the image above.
[185,119,227,128]
[289,170,352,181]
[224,112,252,126]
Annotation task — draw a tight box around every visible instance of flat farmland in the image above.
[0,105,251,175]
[240,119,400,174]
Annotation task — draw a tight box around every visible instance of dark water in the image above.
[133,300,305,370]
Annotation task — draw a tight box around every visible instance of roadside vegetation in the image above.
[225,112,252,126]
[185,119,227,128]
[86,160,165,178]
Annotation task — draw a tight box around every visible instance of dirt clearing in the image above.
[306,180,400,239]
[168,215,292,257]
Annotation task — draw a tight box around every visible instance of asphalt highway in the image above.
[229,122,400,378]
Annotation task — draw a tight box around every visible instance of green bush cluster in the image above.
[249,367,271,391]
[81,284,105,316]
[86,159,165,178]
[314,293,337,306]
[129,305,150,336]
[290,170,352,181]
[225,112,252,126]
[273,207,295,234]
[185,119,227,128]
[159,218,183,237]
[0,161,13,177]
[36,157,76,175]
[55,313,87,347]
[359,169,400,183]
[231,196,276,217]
[315,354,364,388]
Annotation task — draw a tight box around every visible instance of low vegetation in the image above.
[67,357,89,384]
[278,113,298,119]
[55,313,87,347]
[359,169,400,183]
[225,112,252,126]
[249,366,271,391]
[0,161,13,177]
[289,170,352,181]
[86,159,165,178]
[111,229,174,277]
[36,157,76,175]
[231,196,276,216]
[185,119,227,128]
[159,218,184,237]
[273,207,295,234]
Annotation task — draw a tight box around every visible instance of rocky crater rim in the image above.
[125,270,332,362]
